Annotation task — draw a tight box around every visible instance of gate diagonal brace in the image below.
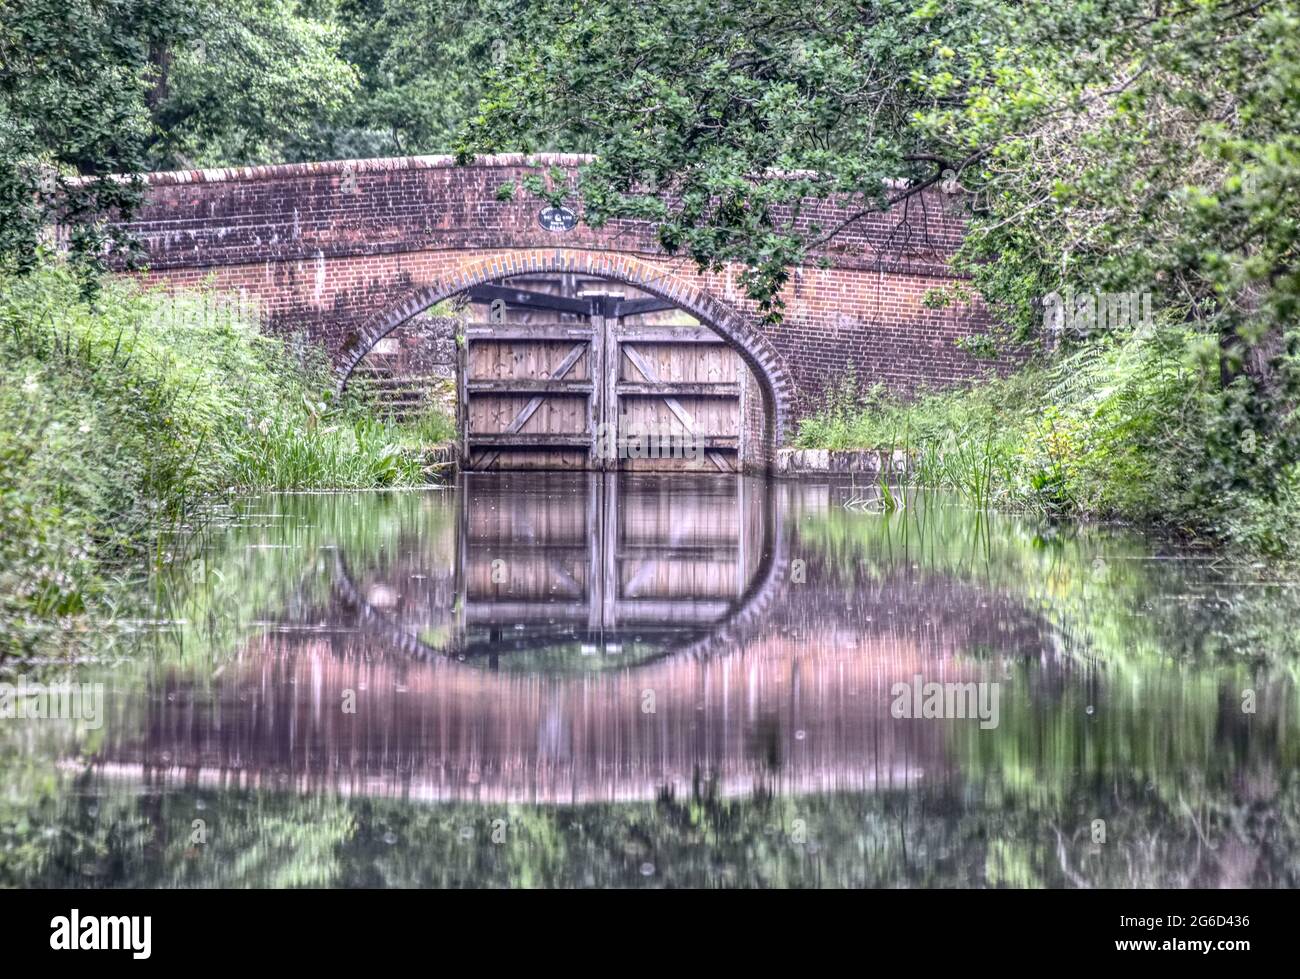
[476,341,587,470]
[621,344,732,472]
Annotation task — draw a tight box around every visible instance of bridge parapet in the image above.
[121,152,962,278]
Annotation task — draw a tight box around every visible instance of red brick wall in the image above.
[116,153,1016,434]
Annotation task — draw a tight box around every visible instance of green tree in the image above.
[143,0,360,168]
[0,0,191,279]
[460,0,984,318]
[1,0,359,281]
[321,0,521,159]
[907,0,1300,499]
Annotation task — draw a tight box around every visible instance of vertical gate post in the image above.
[597,298,619,472]
[456,316,469,469]
[588,298,606,471]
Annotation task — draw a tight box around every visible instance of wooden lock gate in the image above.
[457,279,755,472]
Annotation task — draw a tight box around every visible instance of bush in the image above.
[0,259,454,660]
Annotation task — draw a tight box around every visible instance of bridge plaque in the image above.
[538,204,578,232]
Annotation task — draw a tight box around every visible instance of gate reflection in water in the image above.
[93,474,1053,805]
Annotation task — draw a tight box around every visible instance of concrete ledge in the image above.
[775,447,912,476]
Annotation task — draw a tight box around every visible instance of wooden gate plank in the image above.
[621,343,733,472]
[475,340,588,469]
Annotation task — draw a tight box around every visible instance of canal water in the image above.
[2,473,1298,887]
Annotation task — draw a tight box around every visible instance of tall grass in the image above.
[0,259,454,661]
[795,368,1030,510]
[794,328,1300,556]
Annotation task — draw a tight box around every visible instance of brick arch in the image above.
[336,248,796,447]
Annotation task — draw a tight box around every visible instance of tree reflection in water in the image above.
[2,474,1298,887]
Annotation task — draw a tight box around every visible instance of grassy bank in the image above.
[793,328,1299,557]
[0,261,453,661]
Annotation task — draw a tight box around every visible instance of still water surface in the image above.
[3,473,1299,887]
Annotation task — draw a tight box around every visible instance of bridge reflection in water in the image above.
[93,475,1055,804]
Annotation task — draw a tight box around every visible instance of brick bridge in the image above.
[118,153,1009,466]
